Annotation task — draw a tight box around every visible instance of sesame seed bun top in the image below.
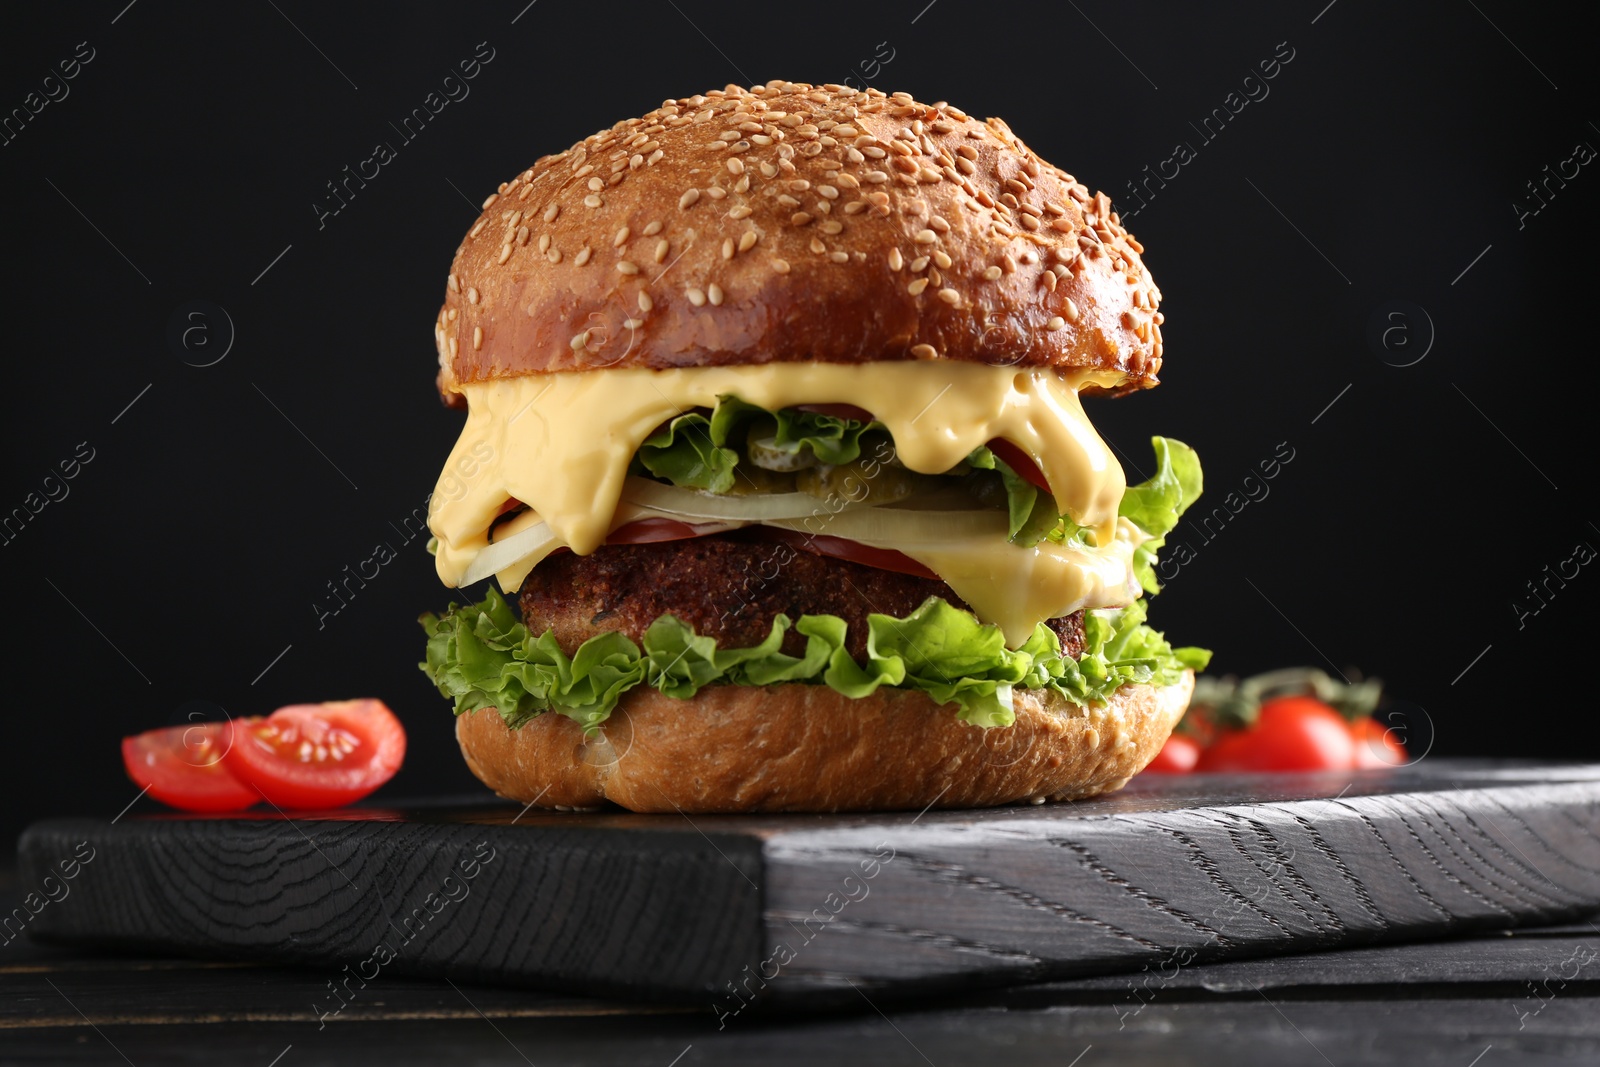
[432,81,1165,406]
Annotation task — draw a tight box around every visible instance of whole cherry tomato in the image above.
[1195,696,1356,772]
[1351,715,1409,768]
[1143,734,1201,774]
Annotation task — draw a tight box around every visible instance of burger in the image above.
[419,82,1209,813]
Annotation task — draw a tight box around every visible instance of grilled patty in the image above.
[517,533,1086,662]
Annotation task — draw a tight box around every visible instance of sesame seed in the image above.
[466,286,480,304]
[772,258,791,273]
[516,226,530,245]
[708,283,724,306]
[686,287,707,307]
[617,260,639,275]
[907,278,929,295]
[983,265,1002,281]
[932,250,952,269]
[809,237,826,254]
[654,238,670,263]
[638,291,654,313]
[1064,298,1080,323]
[547,248,562,264]
[727,158,745,175]
[910,343,937,359]
[865,171,890,184]
[574,246,592,266]
[707,186,727,199]
[888,248,904,271]
[728,205,753,219]
[955,157,976,175]
[679,189,701,209]
[473,326,484,349]
[1045,316,1066,331]
[648,149,664,165]
[469,219,488,238]
[481,193,499,209]
[914,229,937,244]
[760,162,778,177]
[587,176,604,192]
[911,255,929,271]
[584,194,603,208]
[538,234,551,253]
[721,238,735,260]
[843,200,865,215]
[792,212,813,226]
[448,336,458,358]
[1020,214,1041,231]
[829,251,848,263]
[614,226,630,247]
[569,330,590,350]
[738,230,758,252]
[497,245,512,264]
[1040,271,1057,292]
[820,221,843,235]
[790,180,811,192]
[937,288,960,305]
[818,185,839,199]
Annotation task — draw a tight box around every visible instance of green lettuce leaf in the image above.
[636,412,740,493]
[1119,436,1203,594]
[965,445,1063,545]
[636,396,881,491]
[420,590,1208,732]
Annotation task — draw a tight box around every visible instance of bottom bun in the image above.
[455,672,1194,813]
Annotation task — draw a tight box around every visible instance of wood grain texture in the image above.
[14,813,763,1000]
[4,900,1598,1064]
[13,761,1600,1009]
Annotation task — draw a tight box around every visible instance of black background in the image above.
[2,1,1593,846]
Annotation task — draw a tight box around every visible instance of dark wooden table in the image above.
[9,761,1600,1063]
[4,905,1598,1065]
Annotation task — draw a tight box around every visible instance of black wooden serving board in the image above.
[15,760,1600,1008]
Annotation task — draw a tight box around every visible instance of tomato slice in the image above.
[985,438,1051,492]
[122,723,259,813]
[1141,734,1200,774]
[745,526,940,579]
[606,517,732,545]
[1195,696,1356,773]
[222,699,406,810]
[605,518,939,579]
[794,403,875,422]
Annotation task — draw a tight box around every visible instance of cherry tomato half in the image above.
[985,438,1052,492]
[121,723,259,813]
[222,699,406,810]
[1142,734,1201,774]
[1351,716,1409,768]
[1195,696,1356,773]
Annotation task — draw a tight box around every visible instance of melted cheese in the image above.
[903,518,1144,647]
[429,362,1133,646]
